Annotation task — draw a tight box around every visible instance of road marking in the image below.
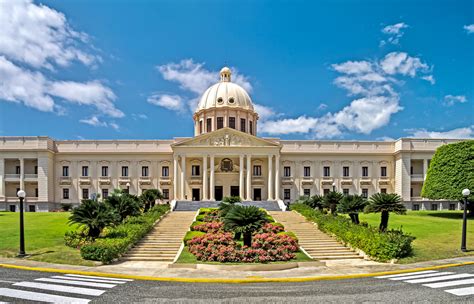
[64,274,134,281]
[389,272,454,281]
[50,275,127,284]
[0,287,90,304]
[35,277,116,288]
[404,273,474,284]
[445,286,474,296]
[13,281,105,296]
[375,270,437,279]
[424,278,474,289]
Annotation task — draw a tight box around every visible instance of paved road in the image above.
[1,265,474,303]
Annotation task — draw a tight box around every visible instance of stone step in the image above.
[130,248,178,253]
[311,255,363,260]
[122,257,174,261]
[306,250,356,255]
[125,253,176,257]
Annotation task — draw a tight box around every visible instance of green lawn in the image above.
[358,211,474,263]
[0,212,95,266]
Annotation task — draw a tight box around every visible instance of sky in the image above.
[0,0,473,141]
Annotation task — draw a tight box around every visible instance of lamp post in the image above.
[17,190,26,257]
[126,182,130,194]
[461,188,471,252]
[332,182,336,192]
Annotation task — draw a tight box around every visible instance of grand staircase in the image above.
[174,200,281,211]
[268,211,363,260]
[122,211,195,262]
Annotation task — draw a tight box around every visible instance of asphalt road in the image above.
[1,265,474,303]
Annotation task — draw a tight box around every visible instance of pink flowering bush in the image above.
[259,223,284,234]
[191,221,224,233]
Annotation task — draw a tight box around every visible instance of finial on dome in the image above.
[220,66,231,82]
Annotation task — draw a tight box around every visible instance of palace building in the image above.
[0,67,463,212]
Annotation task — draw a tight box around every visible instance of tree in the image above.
[322,191,344,214]
[105,189,142,223]
[223,205,268,246]
[222,196,242,204]
[68,197,118,238]
[140,189,163,212]
[365,193,406,232]
[336,194,367,224]
[295,195,323,210]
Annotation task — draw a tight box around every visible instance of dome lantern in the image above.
[220,67,231,82]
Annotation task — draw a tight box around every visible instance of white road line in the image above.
[0,287,90,304]
[65,274,133,281]
[404,273,474,284]
[389,272,454,281]
[375,270,437,279]
[445,286,474,296]
[14,281,105,296]
[424,278,474,289]
[51,275,127,284]
[35,278,116,288]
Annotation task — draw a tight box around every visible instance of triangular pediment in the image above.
[172,128,280,148]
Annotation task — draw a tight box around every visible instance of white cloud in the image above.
[422,75,435,85]
[254,103,276,121]
[259,116,318,135]
[464,24,474,34]
[407,125,474,139]
[377,136,395,141]
[317,103,328,111]
[380,52,429,77]
[132,113,148,120]
[443,95,467,106]
[79,116,119,130]
[332,61,373,75]
[380,22,408,46]
[147,93,185,112]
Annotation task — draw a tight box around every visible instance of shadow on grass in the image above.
[26,250,55,257]
[425,212,472,220]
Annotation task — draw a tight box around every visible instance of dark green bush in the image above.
[292,203,414,262]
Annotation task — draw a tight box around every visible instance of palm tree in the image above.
[105,189,142,223]
[140,189,163,212]
[365,193,406,232]
[68,197,118,238]
[223,205,268,246]
[337,194,367,224]
[322,191,344,214]
[295,195,323,210]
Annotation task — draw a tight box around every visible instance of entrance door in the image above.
[9,205,15,212]
[192,188,200,201]
[253,188,261,201]
[215,186,223,201]
[230,186,239,197]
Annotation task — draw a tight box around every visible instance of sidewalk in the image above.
[1,256,474,281]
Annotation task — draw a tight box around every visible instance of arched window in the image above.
[220,158,233,172]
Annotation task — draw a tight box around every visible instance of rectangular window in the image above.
[162,166,169,177]
[249,121,253,135]
[28,205,36,212]
[362,188,368,198]
[217,117,224,129]
[253,165,262,176]
[63,188,69,199]
[431,203,438,211]
[410,166,414,175]
[102,188,109,199]
[410,188,414,197]
[362,166,368,177]
[199,120,203,134]
[35,188,38,197]
[34,166,38,174]
[381,188,387,194]
[449,203,456,211]
[62,166,69,177]
[121,166,129,177]
[381,166,387,177]
[304,166,311,177]
[413,204,420,211]
[229,117,236,129]
[283,166,291,177]
[303,189,311,197]
[142,166,149,177]
[343,188,349,196]
[343,166,350,177]
[82,188,89,199]
[162,189,169,199]
[206,118,212,132]
[82,166,89,177]
[101,166,108,177]
[15,166,20,174]
[9,205,15,212]
[323,166,330,177]
[240,118,246,132]
[192,165,200,176]
[284,189,291,200]
[323,188,330,195]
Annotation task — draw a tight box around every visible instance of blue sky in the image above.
[0,0,473,140]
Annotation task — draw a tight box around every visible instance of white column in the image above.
[173,156,178,200]
[20,158,25,191]
[275,154,280,200]
[181,155,186,200]
[239,155,244,199]
[246,154,252,201]
[209,155,215,201]
[423,159,428,180]
[203,155,208,200]
[268,155,273,200]
[0,158,4,198]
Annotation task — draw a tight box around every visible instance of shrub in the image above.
[191,221,224,233]
[223,205,269,246]
[222,196,242,204]
[322,191,344,214]
[183,231,206,243]
[337,194,367,224]
[60,203,73,212]
[278,231,298,240]
[64,229,93,249]
[259,222,284,234]
[140,189,162,212]
[105,190,143,223]
[292,203,414,262]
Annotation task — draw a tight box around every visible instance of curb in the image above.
[1,261,474,283]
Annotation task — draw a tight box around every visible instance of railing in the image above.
[4,174,20,179]
[411,174,424,179]
[24,174,38,179]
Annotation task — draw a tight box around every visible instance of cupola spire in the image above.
[220,66,231,82]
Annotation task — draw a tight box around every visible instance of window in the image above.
[381,166,387,177]
[412,204,420,211]
[283,166,291,177]
[162,166,169,177]
[343,189,349,196]
[16,188,20,194]
[220,159,233,172]
[35,188,38,197]
[240,118,246,132]
[102,188,109,199]
[381,188,387,194]
[63,188,69,199]
[101,166,108,177]
[249,121,253,135]
[229,117,236,129]
[343,166,350,177]
[162,189,169,199]
[203,118,210,133]
[323,188,330,195]
[62,166,69,177]
[431,203,438,211]
[304,166,311,177]
[15,166,20,174]
[229,97,235,104]
[142,166,149,177]
[362,188,368,198]
[29,205,36,212]
[82,188,89,199]
[362,166,368,177]
[284,189,291,200]
[199,120,203,134]
[192,165,200,176]
[303,189,311,197]
[253,165,262,176]
[410,188,414,197]
[121,166,129,177]
[410,166,414,175]
[217,117,224,129]
[449,203,456,211]
[34,166,38,174]
[9,205,16,212]
[323,166,330,177]
[82,166,89,177]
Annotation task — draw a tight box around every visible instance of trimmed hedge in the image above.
[422,140,474,200]
[292,203,414,262]
[183,231,205,243]
[80,205,169,263]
